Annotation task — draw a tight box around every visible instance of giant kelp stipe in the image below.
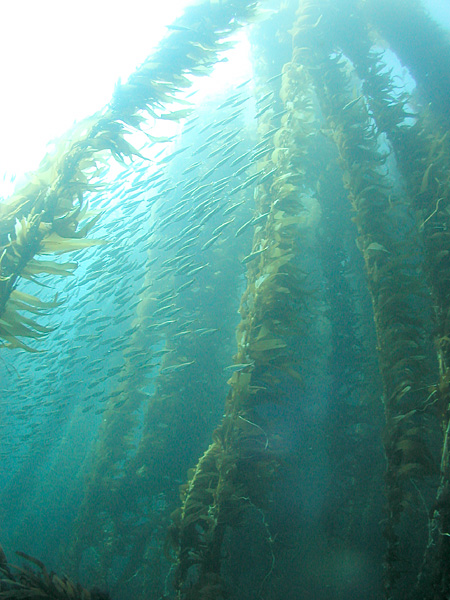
[0,0,450,599]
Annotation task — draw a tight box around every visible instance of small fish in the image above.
[198,204,222,225]
[266,72,283,84]
[154,319,178,329]
[231,95,251,108]
[172,330,191,339]
[195,141,212,154]
[212,217,235,236]
[220,110,245,126]
[208,146,224,159]
[217,92,244,110]
[107,366,123,376]
[234,213,260,237]
[224,362,255,372]
[233,163,251,177]
[222,140,241,157]
[220,202,243,219]
[255,92,273,108]
[182,161,202,175]
[160,360,195,374]
[218,130,241,144]
[177,279,195,294]
[240,172,262,190]
[205,130,220,143]
[236,78,252,89]
[251,146,271,162]
[154,267,176,281]
[342,95,364,112]
[255,103,273,119]
[176,260,196,275]
[166,24,192,31]
[213,180,230,193]
[215,155,232,169]
[186,263,209,276]
[153,348,174,357]
[201,233,222,251]
[241,247,268,264]
[230,150,251,168]
[198,122,214,135]
[153,303,176,317]
[160,109,193,121]
[252,211,270,225]
[198,165,218,182]
[271,108,288,120]
[262,127,278,140]
[197,328,219,336]
[259,168,278,183]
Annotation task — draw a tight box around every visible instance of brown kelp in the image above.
[363,0,450,120]
[290,1,438,596]
[168,22,321,598]
[0,544,110,600]
[391,106,450,597]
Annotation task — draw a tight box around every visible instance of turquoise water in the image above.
[1,1,450,599]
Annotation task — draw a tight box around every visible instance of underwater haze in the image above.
[1,1,450,599]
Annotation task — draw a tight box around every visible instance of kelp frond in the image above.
[0,545,110,600]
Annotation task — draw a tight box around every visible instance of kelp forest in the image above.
[1,0,450,598]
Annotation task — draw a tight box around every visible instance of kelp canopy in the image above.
[1,1,450,599]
